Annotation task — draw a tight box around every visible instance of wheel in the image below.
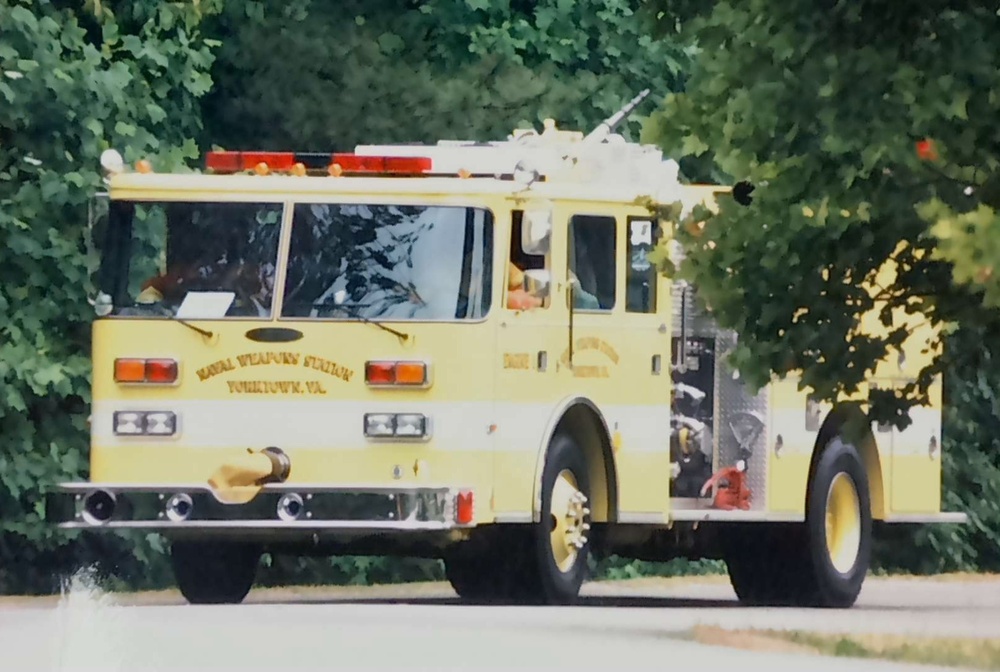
[170,539,261,605]
[442,543,510,602]
[443,553,488,599]
[724,436,871,608]
[446,433,592,605]
[527,431,593,604]
[802,436,872,607]
[724,522,813,606]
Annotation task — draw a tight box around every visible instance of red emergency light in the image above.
[204,151,432,176]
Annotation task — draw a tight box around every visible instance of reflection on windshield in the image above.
[102,201,283,318]
[281,204,493,321]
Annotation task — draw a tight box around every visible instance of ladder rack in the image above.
[354,118,681,189]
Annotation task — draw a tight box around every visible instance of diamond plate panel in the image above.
[714,331,770,511]
[670,280,772,509]
[671,283,728,339]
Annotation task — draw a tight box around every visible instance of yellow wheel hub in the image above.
[548,469,590,573]
[825,472,861,574]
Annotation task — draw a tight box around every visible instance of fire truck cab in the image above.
[46,95,967,607]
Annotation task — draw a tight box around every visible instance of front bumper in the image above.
[45,482,474,532]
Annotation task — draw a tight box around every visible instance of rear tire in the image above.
[170,540,261,605]
[803,437,872,607]
[725,436,872,608]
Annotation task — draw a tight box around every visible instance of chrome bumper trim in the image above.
[45,482,471,531]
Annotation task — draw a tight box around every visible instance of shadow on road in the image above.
[250,595,741,609]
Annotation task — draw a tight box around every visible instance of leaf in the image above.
[114,121,137,137]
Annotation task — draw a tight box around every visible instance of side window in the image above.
[506,210,548,310]
[568,215,616,311]
[626,217,659,313]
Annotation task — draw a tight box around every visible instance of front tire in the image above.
[446,433,593,605]
[528,432,593,604]
[170,540,261,605]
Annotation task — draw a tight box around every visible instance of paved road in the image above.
[1,576,995,671]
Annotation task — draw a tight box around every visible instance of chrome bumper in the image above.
[45,482,473,532]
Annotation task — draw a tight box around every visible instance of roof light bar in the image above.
[204,151,432,176]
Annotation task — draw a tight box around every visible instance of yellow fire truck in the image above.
[47,93,966,607]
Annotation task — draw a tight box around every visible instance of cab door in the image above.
[562,208,671,520]
[492,206,569,518]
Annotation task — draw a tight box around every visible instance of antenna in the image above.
[582,88,652,144]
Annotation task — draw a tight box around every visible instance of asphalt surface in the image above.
[1,576,996,671]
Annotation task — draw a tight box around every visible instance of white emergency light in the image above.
[100,149,125,175]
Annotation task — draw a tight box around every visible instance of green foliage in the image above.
[590,555,725,581]
[6,0,999,596]
[257,555,445,588]
[0,0,220,592]
[642,0,1000,428]
[199,0,688,151]
[872,326,1000,575]
[923,199,1000,308]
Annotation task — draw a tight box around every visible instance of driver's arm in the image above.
[506,263,541,310]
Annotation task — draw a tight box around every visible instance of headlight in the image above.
[113,411,177,436]
[364,413,395,437]
[364,413,429,439]
[145,412,177,435]
[113,411,145,435]
[394,413,427,437]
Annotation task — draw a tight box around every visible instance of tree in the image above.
[199,0,689,151]
[642,0,1000,429]
[0,0,220,592]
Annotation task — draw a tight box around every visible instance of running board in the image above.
[669,509,805,523]
[882,512,969,524]
[664,509,969,524]
[667,497,803,523]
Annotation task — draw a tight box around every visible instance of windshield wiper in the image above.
[110,299,215,339]
[174,317,214,339]
[310,300,409,343]
[153,306,216,339]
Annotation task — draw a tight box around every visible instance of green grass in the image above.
[693,626,1000,671]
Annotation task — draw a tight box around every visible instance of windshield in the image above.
[281,203,493,321]
[98,200,283,318]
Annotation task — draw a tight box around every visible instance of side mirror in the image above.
[522,269,551,300]
[521,209,551,255]
[87,191,110,252]
[86,192,110,299]
[732,180,754,206]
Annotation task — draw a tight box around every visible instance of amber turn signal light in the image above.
[364,361,429,387]
[114,357,179,384]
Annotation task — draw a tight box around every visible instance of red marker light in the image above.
[145,359,179,384]
[365,361,396,385]
[243,152,296,171]
[205,151,432,175]
[456,490,474,524]
[332,154,432,174]
[205,151,296,173]
[205,151,241,172]
[916,139,937,161]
